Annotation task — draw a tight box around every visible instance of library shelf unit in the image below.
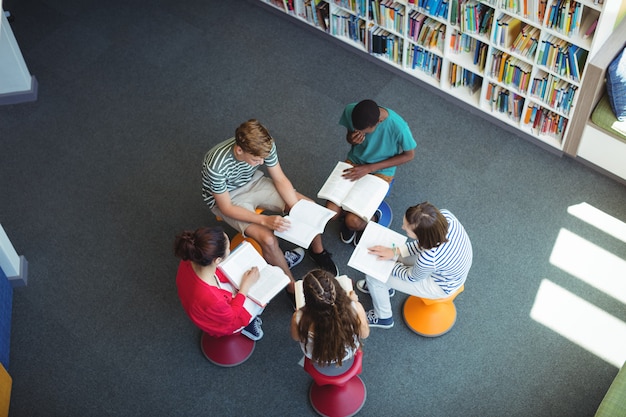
[252,0,626,155]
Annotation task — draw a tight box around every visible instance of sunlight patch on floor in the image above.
[550,228,626,304]
[531,279,626,368]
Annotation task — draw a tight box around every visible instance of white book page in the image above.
[347,222,407,282]
[218,241,289,306]
[218,241,267,289]
[247,265,290,306]
[317,161,355,206]
[341,174,389,221]
[275,200,335,248]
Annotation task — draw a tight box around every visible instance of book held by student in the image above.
[317,161,390,221]
[347,221,407,283]
[274,199,335,249]
[217,241,290,307]
[295,274,354,310]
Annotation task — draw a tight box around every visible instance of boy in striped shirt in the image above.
[202,119,338,294]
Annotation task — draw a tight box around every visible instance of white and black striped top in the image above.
[201,137,278,208]
[392,210,473,294]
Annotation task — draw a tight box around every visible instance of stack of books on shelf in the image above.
[370,0,405,34]
[510,25,540,60]
[523,104,569,141]
[486,82,525,121]
[545,0,582,36]
[537,35,587,82]
[334,0,366,16]
[458,0,494,37]
[492,14,523,49]
[408,45,443,79]
[450,31,488,70]
[369,26,403,64]
[332,9,366,46]
[529,73,577,115]
[409,14,446,52]
[449,62,483,94]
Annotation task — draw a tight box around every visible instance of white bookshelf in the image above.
[0,5,37,105]
[255,0,625,153]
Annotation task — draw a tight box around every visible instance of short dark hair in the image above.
[405,202,449,250]
[351,99,380,130]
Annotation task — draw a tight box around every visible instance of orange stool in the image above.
[200,331,255,367]
[216,208,264,255]
[230,233,263,255]
[303,350,366,417]
[402,285,465,337]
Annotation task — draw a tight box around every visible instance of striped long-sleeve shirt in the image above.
[201,137,278,208]
[391,210,473,294]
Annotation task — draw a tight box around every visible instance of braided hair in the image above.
[296,269,361,367]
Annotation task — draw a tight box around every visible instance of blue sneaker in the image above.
[241,317,263,341]
[366,310,394,329]
[356,279,395,297]
[285,248,305,269]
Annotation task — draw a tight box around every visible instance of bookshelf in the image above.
[253,0,626,153]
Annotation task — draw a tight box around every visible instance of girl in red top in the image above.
[174,226,263,340]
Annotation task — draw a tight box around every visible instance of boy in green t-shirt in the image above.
[327,99,417,244]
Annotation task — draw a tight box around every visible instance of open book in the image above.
[274,199,336,249]
[317,161,390,221]
[347,221,407,283]
[294,274,353,310]
[217,241,290,307]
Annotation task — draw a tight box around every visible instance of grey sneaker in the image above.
[366,309,394,329]
[241,317,264,341]
[285,248,305,269]
[356,279,395,297]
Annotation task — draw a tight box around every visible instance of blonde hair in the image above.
[235,119,273,157]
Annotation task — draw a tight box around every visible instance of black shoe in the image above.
[308,249,339,275]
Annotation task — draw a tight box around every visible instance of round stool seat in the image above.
[304,350,366,417]
[376,200,393,228]
[230,233,263,255]
[200,332,255,367]
[402,286,464,337]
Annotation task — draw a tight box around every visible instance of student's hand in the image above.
[367,245,395,260]
[348,290,359,302]
[239,267,260,295]
[342,164,370,181]
[262,215,291,232]
[347,130,365,145]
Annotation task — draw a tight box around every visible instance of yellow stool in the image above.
[402,285,464,337]
[216,208,264,255]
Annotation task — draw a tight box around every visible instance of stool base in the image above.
[403,296,457,337]
[309,376,366,417]
[200,332,255,367]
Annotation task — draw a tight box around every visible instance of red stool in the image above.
[303,350,366,417]
[200,332,255,367]
[402,285,465,337]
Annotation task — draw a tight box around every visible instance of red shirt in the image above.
[176,260,251,337]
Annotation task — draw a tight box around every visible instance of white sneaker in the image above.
[285,248,305,269]
[356,279,395,297]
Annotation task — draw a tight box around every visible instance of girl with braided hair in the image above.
[290,269,369,376]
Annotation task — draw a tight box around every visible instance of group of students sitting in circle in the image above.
[174,99,473,375]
